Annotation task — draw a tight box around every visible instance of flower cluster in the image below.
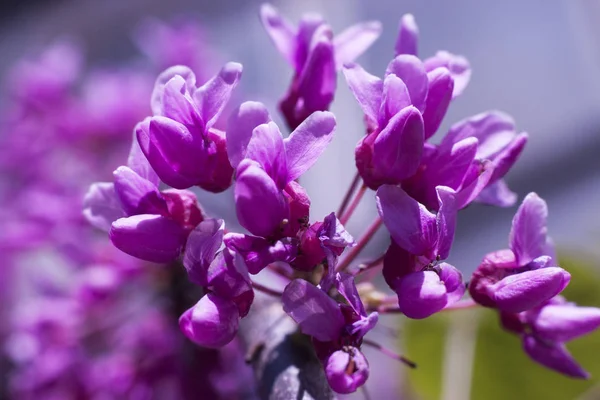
[83,4,600,395]
[1,19,253,398]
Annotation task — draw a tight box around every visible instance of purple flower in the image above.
[132,17,209,72]
[83,140,204,263]
[8,38,83,109]
[289,212,355,274]
[325,348,369,394]
[136,63,241,192]
[184,219,254,316]
[179,218,255,347]
[470,193,570,313]
[500,297,600,378]
[282,273,377,393]
[437,111,528,207]
[395,14,471,98]
[179,293,240,349]
[224,101,336,273]
[260,3,381,130]
[344,59,428,189]
[377,184,466,318]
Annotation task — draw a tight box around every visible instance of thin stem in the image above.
[267,263,292,280]
[353,254,384,276]
[335,217,383,273]
[251,281,283,298]
[362,338,417,368]
[443,299,477,311]
[340,184,367,225]
[376,299,478,314]
[337,172,361,217]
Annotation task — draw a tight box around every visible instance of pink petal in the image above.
[376,185,437,256]
[284,111,336,182]
[509,193,549,266]
[282,279,344,342]
[334,21,382,69]
[394,14,419,56]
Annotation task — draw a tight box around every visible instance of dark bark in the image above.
[240,295,335,400]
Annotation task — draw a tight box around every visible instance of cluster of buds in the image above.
[83,4,600,394]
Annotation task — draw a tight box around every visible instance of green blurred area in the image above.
[403,253,600,400]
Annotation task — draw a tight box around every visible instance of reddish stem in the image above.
[337,172,361,217]
[251,281,284,298]
[340,184,367,225]
[376,298,478,314]
[362,338,417,368]
[335,217,383,273]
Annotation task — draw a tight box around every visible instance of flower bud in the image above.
[325,348,369,394]
[179,294,240,348]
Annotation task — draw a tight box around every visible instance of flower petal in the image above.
[179,294,240,348]
[110,214,187,263]
[476,179,517,207]
[245,121,288,188]
[523,335,588,379]
[509,193,549,266]
[376,185,437,256]
[492,267,571,313]
[396,271,448,319]
[234,159,289,238]
[385,54,428,112]
[372,106,424,182]
[205,249,254,316]
[531,304,600,343]
[113,166,166,216]
[325,348,369,394]
[151,65,196,116]
[282,279,345,342]
[259,3,297,67]
[183,218,225,285]
[193,62,243,130]
[284,111,336,182]
[296,28,336,114]
[394,14,419,56]
[342,63,383,128]
[378,74,412,127]
[126,137,159,186]
[438,263,465,305]
[488,132,527,184]
[226,101,272,168]
[83,182,124,232]
[334,21,382,69]
[135,117,199,189]
[441,111,516,158]
[161,74,203,131]
[455,160,494,209]
[424,51,471,98]
[435,186,458,259]
[335,272,366,317]
[423,67,453,140]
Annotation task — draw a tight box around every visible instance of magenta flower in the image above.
[136,63,241,192]
[180,218,254,347]
[260,3,381,130]
[343,58,429,189]
[282,273,378,393]
[500,296,600,378]
[224,101,336,273]
[84,141,204,263]
[437,111,528,207]
[377,184,466,318]
[470,193,570,313]
[395,13,471,98]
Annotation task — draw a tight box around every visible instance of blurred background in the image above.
[1,0,600,399]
